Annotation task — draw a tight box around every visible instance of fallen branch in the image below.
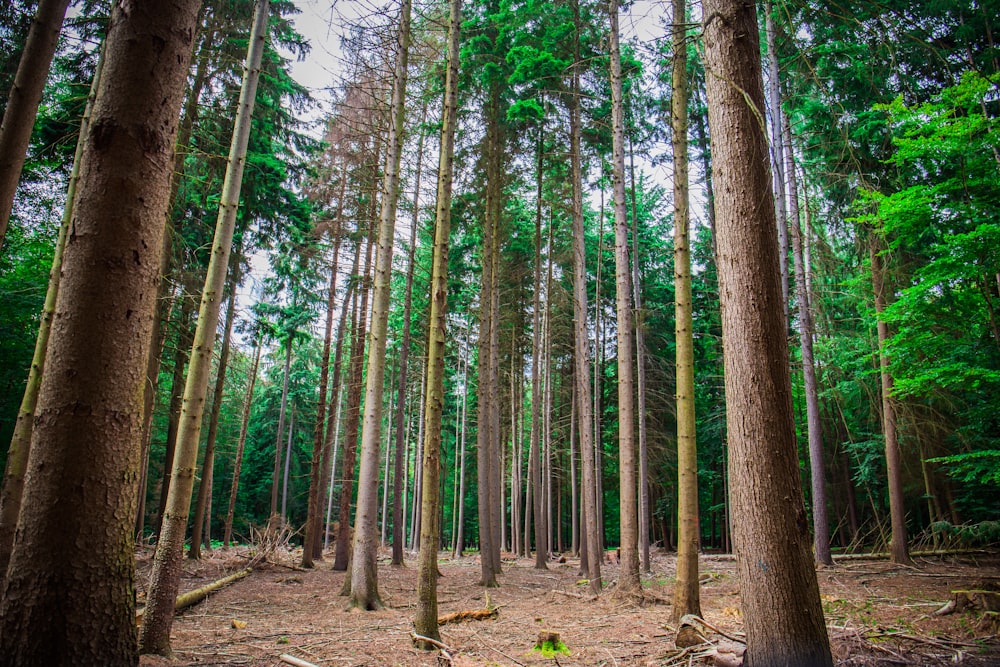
[410,632,454,653]
[679,614,746,644]
[279,654,319,667]
[438,607,498,625]
[136,568,252,623]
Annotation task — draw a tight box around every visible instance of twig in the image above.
[410,632,454,653]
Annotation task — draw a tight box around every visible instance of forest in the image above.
[0,0,998,665]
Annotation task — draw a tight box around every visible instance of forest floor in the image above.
[136,545,1000,666]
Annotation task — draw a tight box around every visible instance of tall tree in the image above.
[608,0,640,595]
[671,0,701,621]
[0,41,104,580]
[349,0,412,609]
[414,0,460,643]
[0,0,71,250]
[0,0,202,661]
[139,1,270,654]
[701,0,833,663]
[223,337,262,547]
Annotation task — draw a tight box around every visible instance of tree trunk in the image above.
[303,159,347,568]
[0,0,71,249]
[349,0,411,607]
[764,0,789,322]
[334,233,374,572]
[270,336,293,523]
[190,265,241,560]
[530,117,548,569]
[224,339,262,547]
[608,0,640,595]
[701,0,833,663]
[281,409,296,521]
[0,41,103,581]
[672,0,702,621]
[454,325,470,557]
[139,2,270,654]
[786,140,832,565]
[415,0,460,641]
[0,2,201,662]
[870,238,912,566]
[569,15,601,591]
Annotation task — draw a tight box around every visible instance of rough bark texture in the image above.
[139,2,269,653]
[270,337,293,523]
[530,120,548,570]
[608,0,640,595]
[0,0,71,248]
[764,0,789,321]
[415,0,460,640]
[0,1,201,663]
[871,239,912,566]
[671,0,702,621]
[349,0,411,608]
[0,41,103,582]
[701,0,834,664]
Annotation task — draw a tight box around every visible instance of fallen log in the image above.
[933,589,1000,616]
[438,607,498,625]
[136,567,251,623]
[279,654,319,667]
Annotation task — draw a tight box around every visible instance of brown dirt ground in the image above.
[136,547,1000,666]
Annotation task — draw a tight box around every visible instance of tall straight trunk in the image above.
[392,110,427,566]
[764,0,789,321]
[334,234,374,571]
[138,3,270,654]
[608,0,640,594]
[786,139,831,565]
[270,337,293,522]
[224,339,262,547]
[0,41,103,580]
[315,255,359,560]
[0,0,71,248]
[529,119,547,569]
[671,0,702,621]
[570,381,579,555]
[488,206,503,571]
[303,160,347,568]
[569,19,601,591]
[157,284,197,534]
[190,264,241,559]
[454,325,470,557]
[628,142,650,573]
[410,360,427,550]
[870,239,911,566]
[281,409,296,521]
[381,370,395,546]
[510,341,522,556]
[0,1,200,661]
[543,230,554,556]
[701,1,833,663]
[350,0,412,607]
[415,0,460,640]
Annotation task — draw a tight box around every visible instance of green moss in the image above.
[531,638,570,658]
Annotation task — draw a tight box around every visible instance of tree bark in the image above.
[569,9,601,591]
[701,0,833,663]
[139,2,270,654]
[270,335,293,523]
[190,263,241,560]
[0,0,71,249]
[870,238,912,566]
[764,0,789,322]
[0,1,201,662]
[224,339,262,547]
[530,116,548,570]
[608,0,640,595]
[349,0,411,607]
[672,0,702,621]
[0,40,103,582]
[415,0,460,642]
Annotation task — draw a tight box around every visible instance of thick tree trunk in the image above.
[349,0,411,607]
[870,239,912,566]
[0,0,71,249]
[0,42,103,581]
[224,339,262,547]
[280,410,296,521]
[530,118,547,570]
[415,0,460,642]
[701,0,833,663]
[569,21,601,591]
[139,3,270,654]
[0,2,201,662]
[190,266,241,560]
[672,0,702,621]
[608,0,640,595]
